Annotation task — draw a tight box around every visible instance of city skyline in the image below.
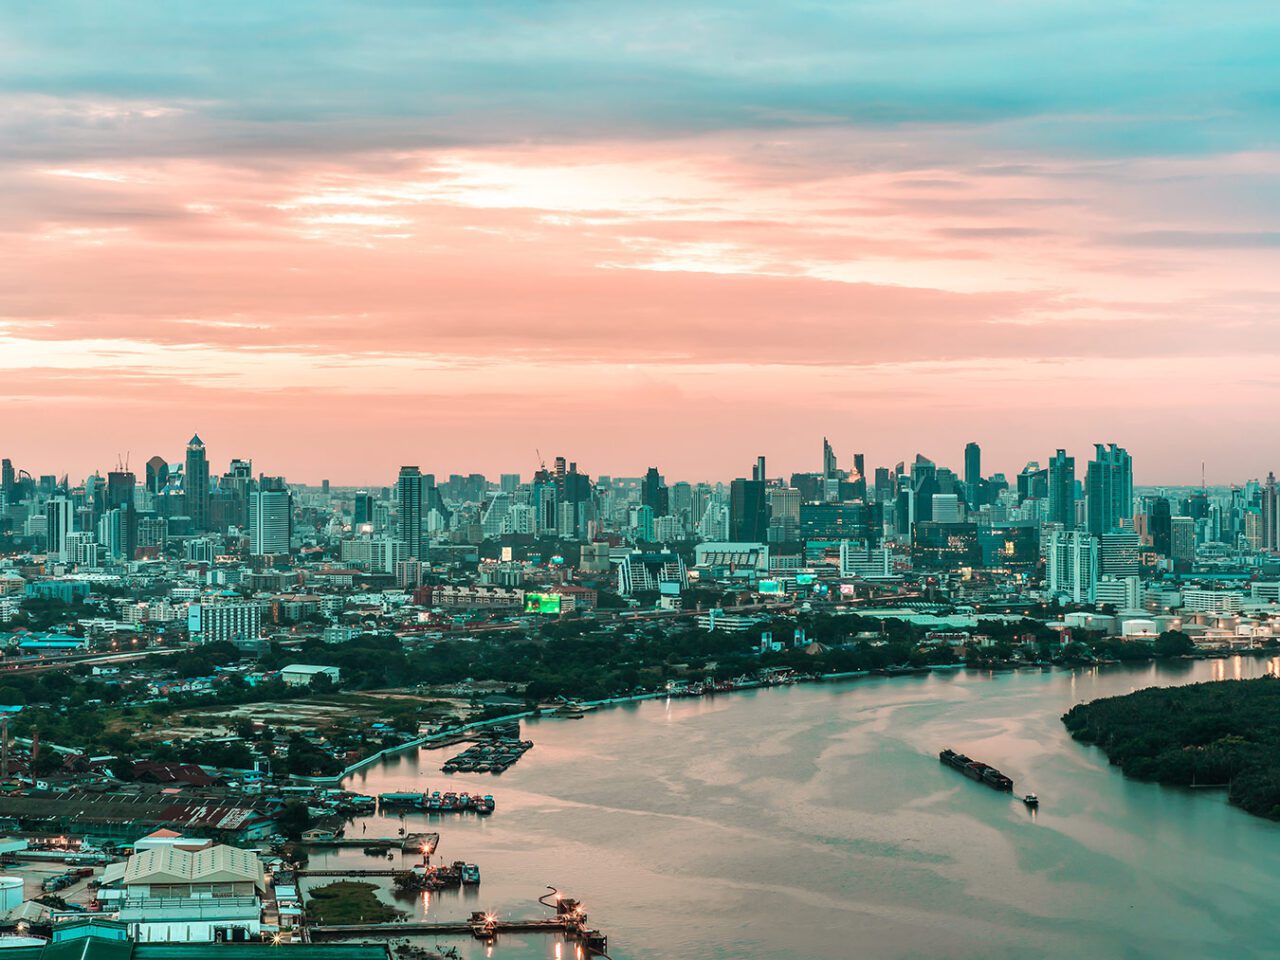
[0,433,1262,490]
[5,3,1280,481]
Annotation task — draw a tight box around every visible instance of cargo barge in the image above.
[939,748,1014,791]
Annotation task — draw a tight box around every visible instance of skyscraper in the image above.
[1,459,14,507]
[1085,443,1133,535]
[145,455,168,495]
[397,466,424,558]
[1262,472,1279,552]
[822,438,838,479]
[184,434,210,531]
[249,476,292,556]
[729,477,768,542]
[45,496,73,562]
[964,442,981,489]
[1047,449,1075,528]
[641,467,668,516]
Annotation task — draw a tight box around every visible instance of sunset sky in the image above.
[4,2,1280,484]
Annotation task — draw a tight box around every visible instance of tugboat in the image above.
[1023,793,1039,808]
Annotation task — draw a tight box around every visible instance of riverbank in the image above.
[301,650,1275,785]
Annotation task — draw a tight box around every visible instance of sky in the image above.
[3,1,1280,484]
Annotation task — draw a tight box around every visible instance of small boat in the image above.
[1023,794,1039,808]
[461,863,481,885]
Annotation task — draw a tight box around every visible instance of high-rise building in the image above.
[196,600,261,645]
[822,438,838,479]
[1047,449,1075,528]
[1262,472,1279,552]
[641,467,668,516]
[1170,516,1196,567]
[729,477,768,542]
[184,434,210,531]
[753,455,767,484]
[964,442,981,490]
[145,455,168,496]
[1085,443,1133,535]
[353,491,374,529]
[1099,530,1141,579]
[1046,529,1099,603]
[45,496,74,561]
[1,458,15,506]
[249,477,292,556]
[397,466,424,558]
[1147,497,1172,555]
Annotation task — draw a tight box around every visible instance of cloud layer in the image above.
[3,2,1279,482]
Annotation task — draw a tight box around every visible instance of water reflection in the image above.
[341,655,1280,960]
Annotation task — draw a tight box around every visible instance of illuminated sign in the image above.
[795,573,817,585]
[758,580,784,595]
[523,593,563,614]
[839,583,857,596]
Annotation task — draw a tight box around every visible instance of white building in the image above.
[1046,529,1099,603]
[98,844,266,942]
[194,600,261,645]
[281,664,341,687]
[839,542,894,578]
[1182,590,1243,614]
[249,484,292,556]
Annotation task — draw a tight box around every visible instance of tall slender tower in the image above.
[1047,449,1076,529]
[398,466,424,559]
[185,435,210,531]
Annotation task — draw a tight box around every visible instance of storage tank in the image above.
[0,877,22,914]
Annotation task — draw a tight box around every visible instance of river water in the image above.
[324,656,1280,959]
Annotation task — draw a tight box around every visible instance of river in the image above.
[318,656,1280,959]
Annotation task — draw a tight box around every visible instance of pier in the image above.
[304,832,439,854]
[303,888,609,955]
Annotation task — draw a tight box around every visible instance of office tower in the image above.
[874,467,892,504]
[931,493,963,523]
[729,477,768,542]
[145,455,168,496]
[1085,443,1133,535]
[1148,497,1172,555]
[184,434,210,531]
[1170,516,1196,567]
[249,477,292,555]
[500,473,521,495]
[137,516,168,551]
[964,442,981,490]
[850,452,866,500]
[353,491,374,528]
[641,467,669,516]
[45,496,73,561]
[1046,529,1099,603]
[822,438,838,479]
[397,466,424,558]
[1047,449,1075,528]
[753,455,767,483]
[1099,530,1141,579]
[1263,472,1279,552]
[1,459,13,507]
[97,508,124,560]
[106,469,138,558]
[1017,462,1047,502]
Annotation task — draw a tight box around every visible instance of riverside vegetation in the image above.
[1062,677,1280,820]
